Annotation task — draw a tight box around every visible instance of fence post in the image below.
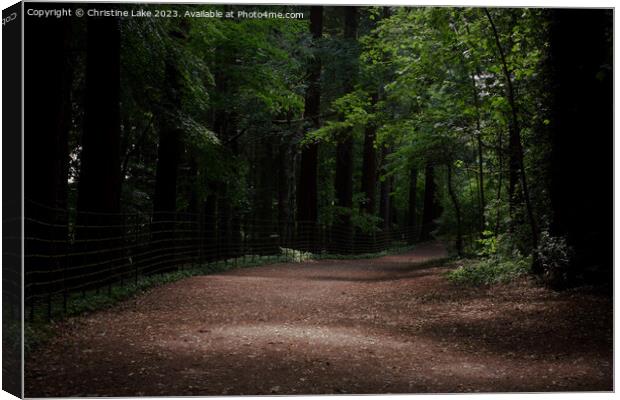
[120,214,125,287]
[135,213,139,286]
[63,232,69,315]
[47,292,52,322]
[199,215,204,267]
[243,230,246,266]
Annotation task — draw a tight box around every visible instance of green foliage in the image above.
[350,210,382,235]
[536,230,573,285]
[448,232,531,285]
[115,6,551,254]
[447,258,529,286]
[446,255,530,286]
[316,243,416,260]
[279,248,315,262]
[304,91,372,145]
[476,230,498,256]
[64,5,562,302]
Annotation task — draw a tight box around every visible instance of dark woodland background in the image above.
[20,5,612,322]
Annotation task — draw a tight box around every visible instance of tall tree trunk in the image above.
[495,129,504,235]
[203,183,218,262]
[460,25,486,235]
[334,136,354,254]
[419,163,441,242]
[447,163,463,256]
[151,29,187,273]
[77,17,122,217]
[470,71,486,233]
[184,158,200,264]
[296,6,323,251]
[210,34,243,260]
[485,9,538,252]
[215,182,230,260]
[278,141,292,244]
[407,166,418,244]
[360,93,378,216]
[547,9,612,282]
[151,119,182,273]
[25,16,72,303]
[359,95,378,251]
[332,6,358,254]
[254,140,277,255]
[379,146,392,249]
[76,16,122,287]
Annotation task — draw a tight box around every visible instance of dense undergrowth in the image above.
[445,231,532,286]
[446,257,530,286]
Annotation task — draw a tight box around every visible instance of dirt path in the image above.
[26,242,612,396]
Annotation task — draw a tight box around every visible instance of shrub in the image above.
[536,230,573,286]
[447,232,531,285]
[447,256,530,285]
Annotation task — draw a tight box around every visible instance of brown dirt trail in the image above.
[26,242,612,396]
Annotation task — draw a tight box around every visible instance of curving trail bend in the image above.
[26,242,612,396]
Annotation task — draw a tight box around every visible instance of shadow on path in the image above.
[26,241,612,396]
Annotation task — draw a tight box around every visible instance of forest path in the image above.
[26,242,612,396]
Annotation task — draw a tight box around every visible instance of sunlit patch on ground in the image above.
[25,243,612,396]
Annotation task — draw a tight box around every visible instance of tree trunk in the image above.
[254,140,277,255]
[358,95,378,251]
[495,129,504,235]
[151,32,187,273]
[379,146,392,249]
[75,16,122,288]
[485,9,538,252]
[470,71,486,233]
[278,135,294,246]
[360,94,378,216]
[332,6,358,254]
[547,9,612,282]
[420,163,440,242]
[24,16,72,303]
[203,184,218,262]
[407,166,418,244]
[447,163,463,256]
[296,6,323,250]
[77,17,122,217]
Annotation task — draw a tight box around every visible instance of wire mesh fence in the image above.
[21,200,418,322]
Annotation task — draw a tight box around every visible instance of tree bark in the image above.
[407,166,418,244]
[547,9,612,282]
[332,6,358,254]
[419,163,441,241]
[470,71,486,233]
[278,139,293,245]
[77,17,122,217]
[75,15,122,287]
[360,93,378,216]
[151,26,188,273]
[447,163,463,256]
[25,15,72,300]
[495,129,504,235]
[378,146,392,249]
[296,6,323,250]
[203,184,218,262]
[254,140,277,255]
